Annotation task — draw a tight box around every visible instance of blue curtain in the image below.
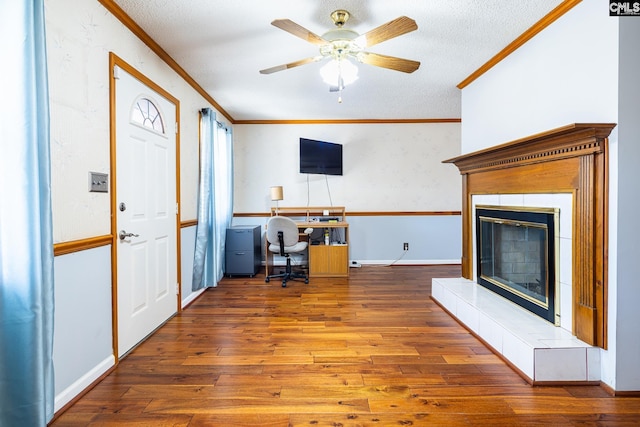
[0,0,55,425]
[192,108,234,290]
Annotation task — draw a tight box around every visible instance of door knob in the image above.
[119,230,139,240]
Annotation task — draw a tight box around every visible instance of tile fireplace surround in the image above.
[434,123,615,384]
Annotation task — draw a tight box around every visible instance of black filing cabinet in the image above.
[225,225,261,277]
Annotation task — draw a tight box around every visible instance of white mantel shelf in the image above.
[431,277,600,384]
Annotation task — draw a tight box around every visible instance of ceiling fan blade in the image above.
[271,19,326,45]
[259,56,323,74]
[356,16,418,48]
[358,52,420,73]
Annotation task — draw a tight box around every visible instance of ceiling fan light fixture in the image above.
[320,58,358,87]
[260,10,420,97]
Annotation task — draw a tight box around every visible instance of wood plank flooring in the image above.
[50,265,640,426]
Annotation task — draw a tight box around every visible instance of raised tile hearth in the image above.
[431,277,600,384]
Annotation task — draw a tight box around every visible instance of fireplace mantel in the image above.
[444,123,616,347]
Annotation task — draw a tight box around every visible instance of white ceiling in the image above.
[111,0,564,122]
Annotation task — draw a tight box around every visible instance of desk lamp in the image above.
[270,186,283,215]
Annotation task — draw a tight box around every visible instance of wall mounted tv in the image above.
[299,138,343,176]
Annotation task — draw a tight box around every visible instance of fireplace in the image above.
[443,124,614,347]
[476,206,559,325]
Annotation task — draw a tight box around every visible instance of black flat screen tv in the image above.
[299,138,343,176]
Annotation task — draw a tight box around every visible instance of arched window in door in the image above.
[131,97,165,134]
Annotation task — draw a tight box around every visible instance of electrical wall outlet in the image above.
[403,242,409,251]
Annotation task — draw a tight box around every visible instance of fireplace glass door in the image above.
[476,206,559,324]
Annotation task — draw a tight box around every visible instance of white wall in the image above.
[45,0,226,409]
[234,123,462,212]
[460,0,618,152]
[460,0,640,391]
[232,214,462,265]
[233,122,463,264]
[180,225,206,305]
[53,246,113,412]
[614,17,640,392]
[46,0,221,243]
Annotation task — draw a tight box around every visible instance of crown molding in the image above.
[457,0,582,89]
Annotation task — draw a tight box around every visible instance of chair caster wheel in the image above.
[282,282,287,287]
[265,277,270,283]
[305,279,309,284]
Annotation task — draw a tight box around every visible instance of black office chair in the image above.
[265,216,310,287]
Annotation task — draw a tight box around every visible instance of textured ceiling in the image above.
[111,0,564,122]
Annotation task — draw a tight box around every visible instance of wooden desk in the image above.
[265,207,349,278]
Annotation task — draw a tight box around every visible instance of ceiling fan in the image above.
[259,10,420,92]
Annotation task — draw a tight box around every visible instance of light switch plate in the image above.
[89,172,108,193]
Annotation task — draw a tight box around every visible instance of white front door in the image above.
[115,66,178,357]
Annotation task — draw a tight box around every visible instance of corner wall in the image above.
[614,17,640,392]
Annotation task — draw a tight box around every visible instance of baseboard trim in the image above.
[54,354,115,413]
[358,259,462,266]
[262,260,460,267]
[181,287,207,309]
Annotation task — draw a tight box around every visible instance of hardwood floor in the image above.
[50,265,640,426]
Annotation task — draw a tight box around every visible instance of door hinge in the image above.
[175,283,179,295]
[113,65,120,79]
[175,122,179,134]
[176,202,179,215]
